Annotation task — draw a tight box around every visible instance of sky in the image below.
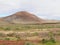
[0,0,60,20]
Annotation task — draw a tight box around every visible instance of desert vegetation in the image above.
[0,24,60,45]
[0,24,60,31]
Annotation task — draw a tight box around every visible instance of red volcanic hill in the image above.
[2,11,44,24]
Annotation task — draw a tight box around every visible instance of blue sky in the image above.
[0,0,60,20]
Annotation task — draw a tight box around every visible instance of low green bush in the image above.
[4,27,11,31]
[25,42,34,45]
[49,37,56,43]
[41,39,48,43]
[5,38,10,40]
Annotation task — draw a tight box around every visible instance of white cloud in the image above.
[0,0,60,20]
[0,0,20,13]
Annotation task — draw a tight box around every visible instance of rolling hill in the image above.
[2,11,44,24]
[0,11,60,24]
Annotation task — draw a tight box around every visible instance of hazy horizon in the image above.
[0,0,60,20]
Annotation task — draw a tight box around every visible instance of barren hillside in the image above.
[2,11,44,24]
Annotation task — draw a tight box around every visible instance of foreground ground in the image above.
[0,24,60,45]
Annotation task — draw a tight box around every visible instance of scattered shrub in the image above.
[7,33,15,37]
[15,27,20,30]
[5,38,10,40]
[33,32,38,36]
[41,39,48,43]
[16,36,21,41]
[25,42,34,45]
[4,27,11,30]
[0,33,6,37]
[49,37,56,43]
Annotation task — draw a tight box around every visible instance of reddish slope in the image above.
[2,11,43,24]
